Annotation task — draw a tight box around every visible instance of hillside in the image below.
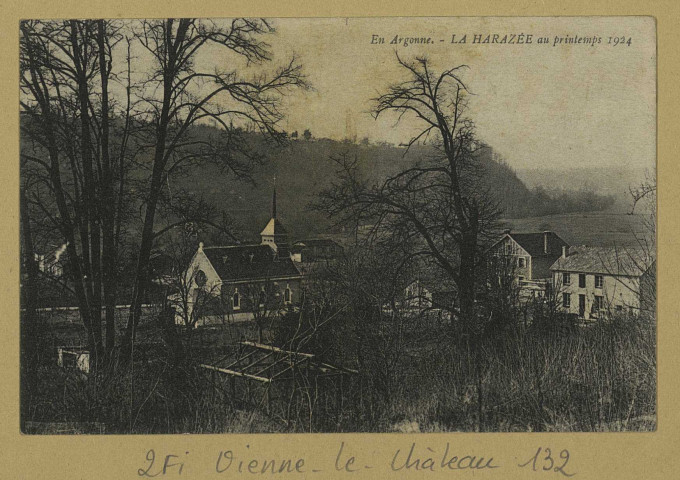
[173,131,615,242]
[20,113,618,246]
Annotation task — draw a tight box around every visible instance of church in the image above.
[173,187,304,326]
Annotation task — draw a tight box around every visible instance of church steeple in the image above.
[260,178,289,257]
[272,175,277,219]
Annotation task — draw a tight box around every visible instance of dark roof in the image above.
[550,246,655,276]
[293,238,341,248]
[507,232,568,257]
[202,245,301,283]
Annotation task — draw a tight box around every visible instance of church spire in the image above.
[272,175,277,219]
[261,176,289,256]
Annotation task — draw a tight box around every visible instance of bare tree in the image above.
[20,20,136,368]
[479,253,522,331]
[162,258,221,366]
[20,18,308,370]
[629,169,657,215]
[123,19,309,357]
[319,55,500,329]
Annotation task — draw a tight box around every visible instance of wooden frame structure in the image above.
[200,341,357,384]
[199,341,357,428]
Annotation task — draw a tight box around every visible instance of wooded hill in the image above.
[171,129,615,243]
[20,114,615,249]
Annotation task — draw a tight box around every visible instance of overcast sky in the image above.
[249,16,656,172]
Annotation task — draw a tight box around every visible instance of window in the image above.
[563,272,571,285]
[259,288,266,307]
[284,284,292,304]
[578,273,586,288]
[594,295,604,313]
[518,275,525,285]
[232,289,240,310]
[194,270,207,287]
[563,293,571,308]
[595,275,603,289]
[518,257,526,268]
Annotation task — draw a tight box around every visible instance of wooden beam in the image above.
[271,357,311,380]
[220,350,258,370]
[240,351,276,372]
[240,341,315,358]
[319,362,359,375]
[199,364,271,383]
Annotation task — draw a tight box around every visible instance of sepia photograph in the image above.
[19,16,656,435]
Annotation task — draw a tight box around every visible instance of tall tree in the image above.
[319,55,500,328]
[20,19,135,368]
[122,19,308,356]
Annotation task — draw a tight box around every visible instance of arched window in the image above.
[232,289,240,310]
[284,284,292,304]
[195,269,207,287]
[259,288,267,307]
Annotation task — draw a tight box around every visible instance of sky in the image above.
[240,16,657,172]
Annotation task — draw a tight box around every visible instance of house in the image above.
[488,230,569,297]
[174,188,303,325]
[401,276,457,316]
[550,245,655,320]
[34,242,69,277]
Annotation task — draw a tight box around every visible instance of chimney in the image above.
[562,245,567,258]
[543,231,549,254]
[503,228,511,235]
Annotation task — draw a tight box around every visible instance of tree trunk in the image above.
[98,20,118,362]
[20,187,39,427]
[70,20,103,369]
[123,22,175,361]
[458,229,478,327]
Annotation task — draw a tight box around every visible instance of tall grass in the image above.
[22,311,655,434]
[367,315,656,433]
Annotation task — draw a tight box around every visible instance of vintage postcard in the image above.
[6,9,676,480]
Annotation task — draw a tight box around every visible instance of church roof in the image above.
[260,217,288,237]
[293,238,341,248]
[202,245,301,283]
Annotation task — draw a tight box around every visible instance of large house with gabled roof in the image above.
[488,230,570,297]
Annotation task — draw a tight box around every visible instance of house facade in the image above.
[488,230,569,298]
[401,277,456,316]
[550,246,655,320]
